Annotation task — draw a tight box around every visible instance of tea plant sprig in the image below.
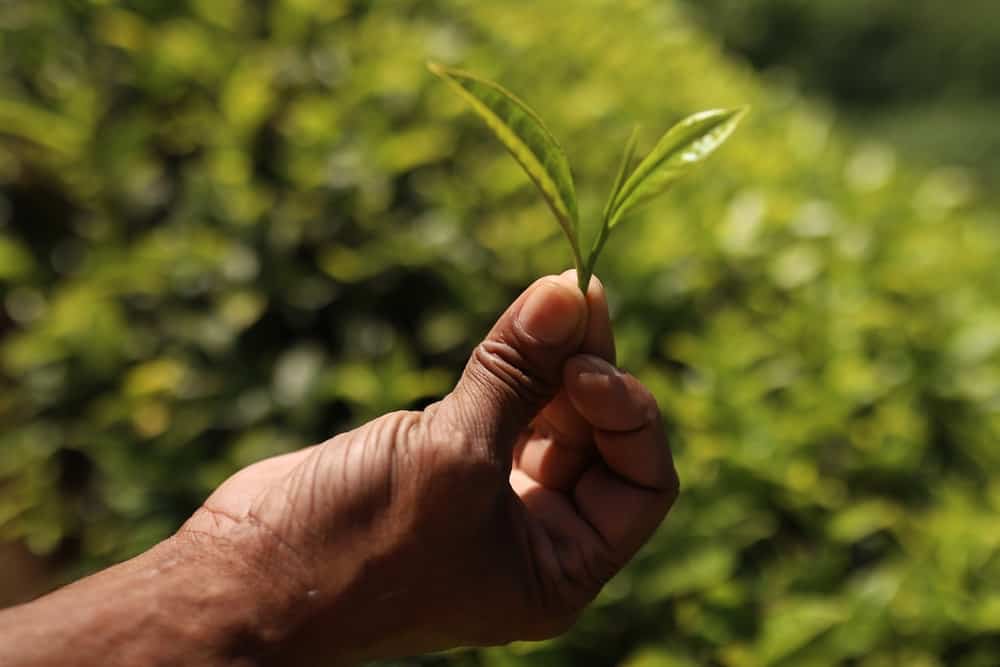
[429,63,746,294]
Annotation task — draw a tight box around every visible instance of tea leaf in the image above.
[428,63,582,267]
[584,125,643,281]
[602,124,642,225]
[607,107,747,229]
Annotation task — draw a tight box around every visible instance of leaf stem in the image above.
[569,235,589,294]
[579,216,612,293]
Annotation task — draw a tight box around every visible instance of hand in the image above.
[179,271,679,664]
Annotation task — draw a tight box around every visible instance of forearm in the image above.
[0,537,280,667]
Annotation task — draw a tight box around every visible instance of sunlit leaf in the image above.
[606,107,747,229]
[0,99,86,155]
[428,62,582,265]
[603,124,641,224]
[757,598,847,664]
[585,125,642,280]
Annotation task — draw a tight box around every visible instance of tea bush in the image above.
[681,0,1000,185]
[2,1,1000,665]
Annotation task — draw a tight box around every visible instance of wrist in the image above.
[0,531,307,667]
[173,502,392,666]
[164,515,321,665]
[154,533,286,665]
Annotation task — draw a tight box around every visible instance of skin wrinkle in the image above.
[512,474,603,612]
[266,457,326,552]
[426,401,482,465]
[550,522,601,595]
[592,425,680,495]
[423,401,504,497]
[299,446,323,536]
[531,419,580,455]
[535,534,578,610]
[551,465,616,559]
[519,507,565,625]
[519,418,597,492]
[381,411,422,523]
[479,509,543,644]
[363,415,394,527]
[244,508,314,587]
[474,337,555,407]
[577,535,621,590]
[381,416,403,524]
[318,413,410,546]
[476,498,541,644]
[595,424,680,498]
[568,481,616,555]
[83,538,284,664]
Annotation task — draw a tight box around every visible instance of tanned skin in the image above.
[0,271,678,666]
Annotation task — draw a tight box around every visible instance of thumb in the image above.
[438,272,587,462]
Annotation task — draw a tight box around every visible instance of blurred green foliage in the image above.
[682,0,1000,105]
[3,1,1000,665]
[682,0,1000,186]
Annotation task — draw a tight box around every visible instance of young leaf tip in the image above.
[426,61,457,78]
[718,104,749,133]
[428,62,748,296]
[721,105,750,129]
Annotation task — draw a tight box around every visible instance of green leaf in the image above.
[0,99,86,155]
[757,598,846,664]
[428,62,582,268]
[606,107,747,229]
[0,236,35,281]
[583,125,641,281]
[602,124,642,225]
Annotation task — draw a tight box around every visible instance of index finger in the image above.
[563,354,679,559]
[514,272,615,490]
[531,271,615,445]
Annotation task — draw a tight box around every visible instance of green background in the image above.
[3,1,1000,665]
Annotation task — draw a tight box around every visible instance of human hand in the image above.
[179,271,679,664]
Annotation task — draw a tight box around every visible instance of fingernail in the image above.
[574,356,620,391]
[517,278,585,345]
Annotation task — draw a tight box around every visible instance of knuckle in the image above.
[585,547,623,591]
[556,539,621,604]
[623,372,660,414]
[469,338,555,412]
